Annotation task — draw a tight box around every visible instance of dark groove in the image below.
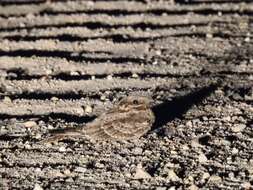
[173,0,253,4]
[0,113,96,124]
[151,83,219,132]
[0,22,208,32]
[0,92,93,100]
[0,0,251,5]
[0,50,145,64]
[3,32,247,43]
[5,70,193,80]
[2,8,252,18]
[5,69,252,81]
[39,9,253,17]
[3,33,166,43]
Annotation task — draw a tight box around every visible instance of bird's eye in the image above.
[133,99,139,105]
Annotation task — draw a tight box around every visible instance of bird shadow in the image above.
[151,83,219,133]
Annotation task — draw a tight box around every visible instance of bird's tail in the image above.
[40,128,85,144]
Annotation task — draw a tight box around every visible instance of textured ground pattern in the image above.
[0,0,252,189]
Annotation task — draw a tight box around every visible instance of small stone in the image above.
[74,167,87,173]
[241,182,252,189]
[198,153,208,163]
[202,172,210,180]
[51,96,59,101]
[95,162,104,169]
[167,170,180,182]
[100,95,106,101]
[25,144,31,149]
[84,105,93,113]
[107,75,113,80]
[189,184,199,190]
[244,37,250,42]
[65,177,74,183]
[232,147,239,154]
[75,108,84,115]
[70,71,79,76]
[132,147,143,154]
[3,96,11,103]
[155,50,162,56]
[206,33,213,38]
[49,170,64,178]
[34,133,42,139]
[218,11,222,16]
[208,175,222,183]
[47,125,54,130]
[35,168,42,173]
[152,61,158,65]
[63,169,71,176]
[133,163,151,179]
[186,121,193,127]
[91,75,95,80]
[231,124,246,133]
[23,121,37,128]
[156,187,167,190]
[59,146,66,152]
[33,184,43,190]
[188,176,194,182]
[132,73,139,78]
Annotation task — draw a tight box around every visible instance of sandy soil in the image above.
[0,0,252,189]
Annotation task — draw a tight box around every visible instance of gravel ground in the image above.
[0,0,252,189]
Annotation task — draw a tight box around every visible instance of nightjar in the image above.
[43,96,155,143]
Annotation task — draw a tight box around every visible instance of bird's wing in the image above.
[83,110,154,140]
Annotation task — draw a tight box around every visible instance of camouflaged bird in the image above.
[42,96,155,143]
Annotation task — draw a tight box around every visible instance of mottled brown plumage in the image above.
[42,96,155,143]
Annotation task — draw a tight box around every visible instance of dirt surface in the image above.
[0,0,253,189]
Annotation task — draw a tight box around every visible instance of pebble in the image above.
[155,50,162,56]
[167,169,180,182]
[107,75,113,80]
[133,163,151,179]
[202,172,210,180]
[70,71,79,76]
[231,124,246,133]
[189,184,199,190]
[186,121,193,127]
[25,144,31,149]
[244,37,250,42]
[84,105,93,113]
[132,147,143,155]
[241,182,252,189]
[63,169,71,176]
[156,187,167,190]
[132,73,139,78]
[75,107,84,115]
[48,170,64,178]
[33,184,43,190]
[198,153,208,163]
[100,95,106,101]
[208,175,222,183]
[23,121,37,128]
[95,162,105,169]
[3,96,12,103]
[231,147,239,154]
[59,146,66,152]
[47,125,54,130]
[74,167,87,173]
[206,33,213,38]
[34,133,42,140]
[51,96,59,101]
